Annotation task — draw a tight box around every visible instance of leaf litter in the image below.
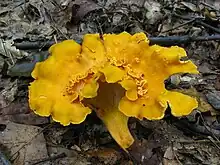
[1,0,220,164]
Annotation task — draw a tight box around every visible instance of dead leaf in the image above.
[199,1,220,11]
[60,0,72,9]
[180,2,198,12]
[70,0,101,24]
[128,139,163,165]
[163,146,179,165]
[206,90,220,110]
[87,148,122,164]
[198,62,218,75]
[0,39,28,63]
[0,0,57,40]
[47,146,90,165]
[0,79,18,109]
[0,120,49,165]
[0,56,5,73]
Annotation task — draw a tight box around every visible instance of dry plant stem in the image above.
[178,139,220,144]
[14,41,55,50]
[196,20,220,34]
[95,18,103,36]
[173,13,204,20]
[161,19,195,33]
[197,114,220,150]
[31,153,66,165]
[42,2,69,39]
[171,143,183,165]
[200,2,219,11]
[13,34,220,50]
[126,151,140,165]
[199,114,220,142]
[207,136,220,150]
[0,39,15,64]
[174,13,220,34]
[149,35,220,46]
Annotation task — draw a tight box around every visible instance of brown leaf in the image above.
[0,78,18,109]
[180,2,198,12]
[70,0,101,24]
[215,74,220,90]
[163,147,179,165]
[0,120,49,165]
[128,139,163,165]
[87,148,122,164]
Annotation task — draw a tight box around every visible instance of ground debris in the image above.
[0,120,49,165]
[87,148,122,164]
[1,0,220,164]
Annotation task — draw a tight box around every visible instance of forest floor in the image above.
[1,0,220,165]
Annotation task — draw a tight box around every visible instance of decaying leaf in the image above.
[0,79,18,109]
[163,146,179,165]
[0,39,28,63]
[0,120,49,165]
[180,2,198,12]
[70,0,102,24]
[144,0,162,24]
[87,148,122,164]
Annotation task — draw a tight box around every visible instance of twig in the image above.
[207,136,220,150]
[196,20,220,34]
[13,34,220,50]
[0,150,11,165]
[178,139,220,144]
[0,39,15,64]
[200,2,219,11]
[171,143,183,165]
[95,17,103,36]
[174,13,220,34]
[13,41,55,50]
[199,114,220,142]
[53,35,57,44]
[42,2,69,39]
[174,13,205,20]
[149,34,220,46]
[161,19,195,33]
[31,153,66,165]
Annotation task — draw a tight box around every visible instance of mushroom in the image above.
[29,32,199,150]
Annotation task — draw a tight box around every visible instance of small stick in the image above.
[174,13,220,34]
[161,19,195,33]
[207,136,220,150]
[200,2,219,11]
[31,153,66,165]
[178,139,220,143]
[13,34,220,50]
[196,20,220,34]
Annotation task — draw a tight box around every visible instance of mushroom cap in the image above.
[29,32,199,149]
